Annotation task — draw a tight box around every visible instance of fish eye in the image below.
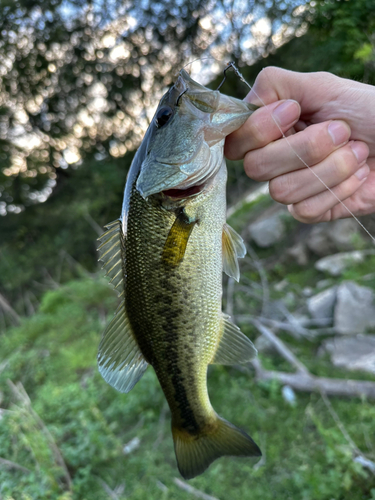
[155,106,173,128]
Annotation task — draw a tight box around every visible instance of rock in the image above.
[254,335,277,354]
[306,219,360,257]
[307,286,337,321]
[287,241,309,265]
[306,224,337,256]
[330,219,360,250]
[315,251,368,276]
[248,212,286,248]
[274,279,288,292]
[317,279,334,289]
[303,287,313,297]
[321,335,375,374]
[334,281,375,334]
[282,385,297,407]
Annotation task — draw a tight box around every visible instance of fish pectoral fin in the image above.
[162,211,196,268]
[97,220,125,297]
[98,303,148,393]
[210,314,257,365]
[222,223,246,282]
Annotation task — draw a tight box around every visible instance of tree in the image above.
[0,0,305,212]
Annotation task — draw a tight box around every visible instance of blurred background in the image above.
[1,0,375,498]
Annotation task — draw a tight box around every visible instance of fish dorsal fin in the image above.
[222,223,246,282]
[97,220,125,297]
[210,314,257,365]
[98,303,148,393]
[162,211,196,268]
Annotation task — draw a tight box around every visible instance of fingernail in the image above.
[328,121,350,146]
[355,164,370,181]
[350,142,368,164]
[272,100,300,127]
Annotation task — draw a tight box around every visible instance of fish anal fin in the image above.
[162,211,196,268]
[210,314,257,365]
[172,416,261,480]
[97,220,125,295]
[98,303,148,393]
[222,223,246,282]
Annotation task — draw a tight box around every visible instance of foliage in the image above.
[0,0,304,212]
[238,0,375,83]
[0,276,374,499]
[1,1,375,498]
[0,154,130,313]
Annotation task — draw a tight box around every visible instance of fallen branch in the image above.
[241,316,338,338]
[153,402,168,449]
[251,358,375,399]
[83,211,103,237]
[242,316,375,476]
[173,478,220,500]
[8,381,73,491]
[97,477,124,500]
[248,320,375,399]
[0,456,31,474]
[244,243,269,316]
[0,293,20,326]
[251,319,309,375]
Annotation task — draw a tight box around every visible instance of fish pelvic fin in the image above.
[172,416,261,480]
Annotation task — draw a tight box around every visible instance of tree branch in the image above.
[251,319,310,374]
[251,359,375,399]
[0,456,31,474]
[0,293,20,326]
[173,478,220,500]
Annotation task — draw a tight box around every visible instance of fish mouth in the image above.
[162,183,204,199]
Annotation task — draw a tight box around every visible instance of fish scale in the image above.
[97,69,261,479]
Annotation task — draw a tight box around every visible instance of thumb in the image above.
[244,67,339,114]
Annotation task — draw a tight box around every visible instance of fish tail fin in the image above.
[172,416,261,480]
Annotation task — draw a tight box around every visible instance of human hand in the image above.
[225,67,375,222]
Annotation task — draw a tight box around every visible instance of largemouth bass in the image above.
[97,69,261,479]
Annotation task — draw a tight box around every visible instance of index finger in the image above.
[225,99,301,160]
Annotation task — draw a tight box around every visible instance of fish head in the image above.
[136,69,257,200]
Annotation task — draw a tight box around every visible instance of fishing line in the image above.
[224,62,375,244]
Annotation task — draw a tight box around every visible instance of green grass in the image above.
[1,277,375,499]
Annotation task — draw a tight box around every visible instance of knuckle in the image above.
[269,177,290,204]
[244,153,268,181]
[293,198,319,221]
[258,66,283,84]
[247,119,268,146]
[303,132,321,162]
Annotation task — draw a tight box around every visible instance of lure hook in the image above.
[176,88,188,106]
[216,61,251,91]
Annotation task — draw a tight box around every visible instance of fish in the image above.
[97,68,261,479]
